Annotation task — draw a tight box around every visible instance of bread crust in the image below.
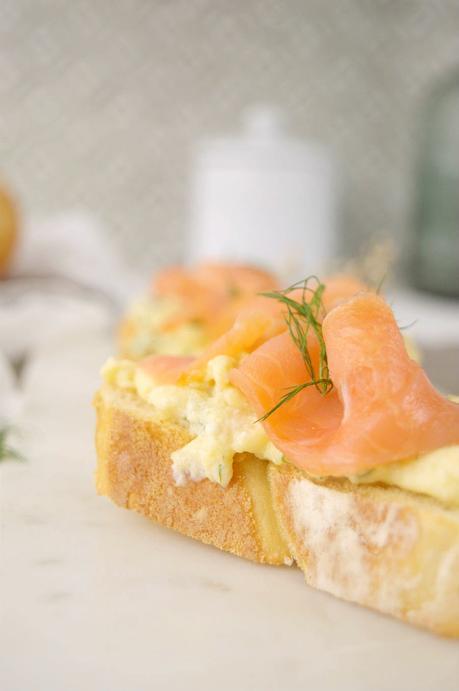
[94,383,459,635]
[268,463,459,637]
[94,385,290,565]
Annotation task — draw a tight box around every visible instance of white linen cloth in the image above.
[0,211,141,437]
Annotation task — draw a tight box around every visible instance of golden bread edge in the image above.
[94,384,291,565]
[268,463,459,637]
[94,383,459,636]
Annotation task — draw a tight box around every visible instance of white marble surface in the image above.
[1,331,459,691]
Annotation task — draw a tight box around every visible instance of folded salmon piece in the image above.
[186,274,367,374]
[153,262,280,337]
[231,292,459,476]
[140,355,195,384]
[119,262,281,360]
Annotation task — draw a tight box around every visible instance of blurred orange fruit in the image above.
[0,184,18,277]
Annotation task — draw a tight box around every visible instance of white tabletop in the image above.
[1,326,459,691]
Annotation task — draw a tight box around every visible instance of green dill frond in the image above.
[399,319,418,331]
[375,273,387,295]
[257,379,333,422]
[258,276,333,420]
[0,426,25,463]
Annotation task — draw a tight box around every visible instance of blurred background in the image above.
[2,5,459,685]
[1,0,459,413]
[1,0,459,274]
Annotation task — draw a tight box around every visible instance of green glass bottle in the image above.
[412,71,459,297]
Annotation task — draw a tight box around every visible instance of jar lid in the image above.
[195,106,329,172]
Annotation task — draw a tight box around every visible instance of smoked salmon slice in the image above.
[140,355,195,385]
[152,262,279,336]
[231,292,459,475]
[187,274,368,377]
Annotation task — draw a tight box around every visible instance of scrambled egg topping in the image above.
[103,358,459,506]
[102,355,283,487]
[121,297,207,358]
[351,445,459,508]
[352,394,459,507]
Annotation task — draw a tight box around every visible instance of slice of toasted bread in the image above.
[94,384,459,635]
[94,384,291,565]
[268,463,459,637]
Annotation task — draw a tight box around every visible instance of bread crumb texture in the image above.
[94,386,290,565]
[269,463,459,637]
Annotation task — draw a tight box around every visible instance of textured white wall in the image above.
[1,0,458,272]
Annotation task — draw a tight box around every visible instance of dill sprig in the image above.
[0,426,25,463]
[257,276,333,421]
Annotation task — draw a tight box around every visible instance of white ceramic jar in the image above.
[188,107,336,281]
